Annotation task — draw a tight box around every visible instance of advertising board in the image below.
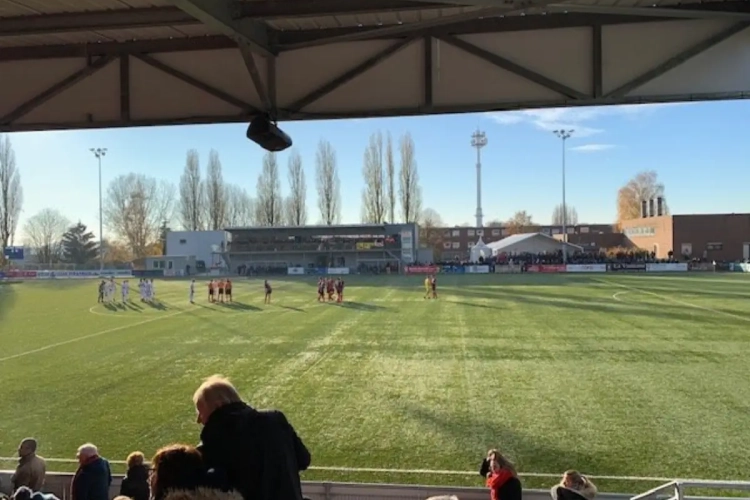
[287,267,305,275]
[646,263,688,272]
[405,266,439,274]
[441,265,465,274]
[466,265,490,274]
[527,264,566,273]
[36,269,133,279]
[608,263,646,272]
[566,264,607,273]
[4,270,37,278]
[689,262,715,272]
[327,267,350,275]
[495,265,522,274]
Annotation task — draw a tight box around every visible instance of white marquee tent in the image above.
[470,237,492,262]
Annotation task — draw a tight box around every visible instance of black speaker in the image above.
[641,200,648,218]
[246,116,293,152]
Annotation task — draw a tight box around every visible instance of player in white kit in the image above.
[189,279,195,304]
[106,278,116,303]
[121,280,130,302]
[149,279,156,300]
[144,280,152,302]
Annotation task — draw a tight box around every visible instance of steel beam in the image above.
[287,38,417,112]
[0,56,115,125]
[424,36,434,109]
[547,4,750,20]
[592,24,602,98]
[170,0,275,57]
[233,0,449,19]
[267,56,278,119]
[239,49,271,111]
[605,21,750,98]
[120,55,131,121]
[438,35,587,99]
[132,53,260,113]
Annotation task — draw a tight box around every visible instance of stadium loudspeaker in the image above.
[246,115,293,152]
[641,200,648,218]
[648,198,655,217]
[657,197,664,216]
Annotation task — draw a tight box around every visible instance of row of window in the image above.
[440,226,580,238]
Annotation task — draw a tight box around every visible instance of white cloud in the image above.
[486,103,679,137]
[570,144,615,152]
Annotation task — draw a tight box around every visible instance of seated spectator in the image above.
[11,438,46,492]
[193,375,311,500]
[479,450,521,500]
[150,444,238,500]
[11,486,58,500]
[551,471,597,500]
[71,444,111,500]
[120,452,150,500]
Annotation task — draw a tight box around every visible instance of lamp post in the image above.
[90,148,107,271]
[471,129,488,229]
[553,130,573,264]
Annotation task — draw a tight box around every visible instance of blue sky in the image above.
[6,100,750,239]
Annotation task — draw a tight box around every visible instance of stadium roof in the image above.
[2,0,750,132]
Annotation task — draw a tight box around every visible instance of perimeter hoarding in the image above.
[526,264,566,273]
[566,264,607,273]
[405,266,439,274]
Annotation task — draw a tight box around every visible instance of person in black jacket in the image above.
[192,375,311,500]
[120,452,150,500]
[70,444,111,500]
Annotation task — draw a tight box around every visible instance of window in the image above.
[476,229,484,236]
[552,228,561,234]
[452,242,460,249]
[706,242,723,251]
[580,227,589,234]
[451,230,460,237]
[681,243,692,256]
[443,230,451,238]
[492,229,500,236]
[567,227,574,234]
[443,242,451,249]
[467,229,475,237]
[179,239,187,244]
[624,226,656,237]
[542,228,551,234]
[501,229,509,236]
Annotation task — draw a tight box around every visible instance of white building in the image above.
[165,231,229,269]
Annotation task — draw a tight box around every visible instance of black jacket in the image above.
[120,465,150,500]
[71,457,112,500]
[198,402,311,500]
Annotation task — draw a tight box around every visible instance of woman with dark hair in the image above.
[149,445,238,500]
[479,450,522,500]
[551,471,597,500]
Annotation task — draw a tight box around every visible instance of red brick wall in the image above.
[673,214,750,261]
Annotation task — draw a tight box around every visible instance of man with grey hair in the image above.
[11,438,46,492]
[70,444,111,500]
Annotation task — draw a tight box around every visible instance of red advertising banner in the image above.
[526,264,566,273]
[6,270,37,278]
[405,266,439,274]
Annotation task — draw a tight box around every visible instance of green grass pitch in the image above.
[1,273,750,493]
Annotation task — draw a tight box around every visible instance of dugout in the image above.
[486,233,583,256]
[225,224,418,273]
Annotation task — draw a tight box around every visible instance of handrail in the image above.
[631,480,750,500]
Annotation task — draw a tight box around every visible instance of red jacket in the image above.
[487,469,515,500]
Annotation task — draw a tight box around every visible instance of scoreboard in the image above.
[3,246,24,260]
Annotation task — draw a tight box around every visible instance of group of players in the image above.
[205,279,233,303]
[97,278,156,303]
[317,277,345,303]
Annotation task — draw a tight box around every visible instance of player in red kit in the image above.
[326,278,335,302]
[430,275,438,299]
[264,279,272,304]
[336,278,345,303]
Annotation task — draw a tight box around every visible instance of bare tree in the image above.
[286,150,307,226]
[385,133,396,223]
[104,173,175,258]
[398,132,422,223]
[617,170,666,223]
[362,132,386,224]
[316,140,341,225]
[551,204,579,226]
[206,149,227,230]
[23,208,70,264]
[506,210,537,235]
[256,152,283,226]
[419,207,445,258]
[225,185,255,227]
[0,134,23,248]
[178,149,204,231]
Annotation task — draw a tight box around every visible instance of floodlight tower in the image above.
[552,130,574,264]
[471,129,488,228]
[90,147,107,271]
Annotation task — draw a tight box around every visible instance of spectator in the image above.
[149,444,237,500]
[11,486,58,500]
[193,375,311,500]
[11,438,46,492]
[71,444,112,500]
[551,471,597,500]
[120,452,150,500]
[479,450,521,500]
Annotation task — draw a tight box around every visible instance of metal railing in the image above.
[632,481,750,500]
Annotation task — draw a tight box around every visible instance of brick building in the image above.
[619,213,750,261]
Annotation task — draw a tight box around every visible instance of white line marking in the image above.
[0,457,731,483]
[612,291,629,302]
[596,279,750,323]
[0,310,188,363]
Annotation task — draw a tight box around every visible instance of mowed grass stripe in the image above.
[2,274,750,491]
